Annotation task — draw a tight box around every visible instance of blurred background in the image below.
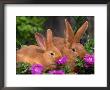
[16,16,94,50]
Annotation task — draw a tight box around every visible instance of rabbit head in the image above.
[62,19,88,62]
[35,29,62,67]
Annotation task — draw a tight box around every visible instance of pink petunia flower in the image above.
[30,64,44,74]
[56,56,68,65]
[84,54,94,68]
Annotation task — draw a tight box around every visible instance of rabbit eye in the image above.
[50,53,54,56]
[50,52,55,56]
[72,48,76,52]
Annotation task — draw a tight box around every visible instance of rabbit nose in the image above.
[56,56,62,60]
[57,55,68,61]
[73,52,79,57]
[55,53,62,59]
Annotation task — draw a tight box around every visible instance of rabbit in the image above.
[16,29,62,70]
[64,19,88,58]
[51,19,89,73]
[62,19,89,70]
[53,19,88,61]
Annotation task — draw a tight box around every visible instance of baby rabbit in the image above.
[16,29,62,69]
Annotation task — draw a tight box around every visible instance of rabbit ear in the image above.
[73,21,88,43]
[65,19,75,46]
[46,29,54,48]
[35,33,46,50]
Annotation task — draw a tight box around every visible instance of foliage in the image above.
[73,16,88,32]
[16,16,47,49]
[75,55,94,74]
[84,39,94,53]
[16,62,31,74]
[61,65,72,74]
[75,57,85,74]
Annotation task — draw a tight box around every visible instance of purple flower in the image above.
[84,54,94,68]
[56,56,68,65]
[48,70,65,74]
[30,64,44,74]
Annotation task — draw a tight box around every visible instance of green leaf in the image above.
[16,62,31,74]
[84,39,94,53]
[75,57,84,68]
[61,65,72,74]
[16,16,47,49]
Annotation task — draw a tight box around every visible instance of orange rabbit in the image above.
[16,29,62,69]
[54,19,89,72]
[60,19,89,69]
[53,19,88,63]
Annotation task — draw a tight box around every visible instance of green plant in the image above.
[73,16,87,32]
[61,65,72,74]
[75,57,85,74]
[84,39,94,53]
[16,62,31,74]
[16,16,47,49]
[75,54,94,74]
